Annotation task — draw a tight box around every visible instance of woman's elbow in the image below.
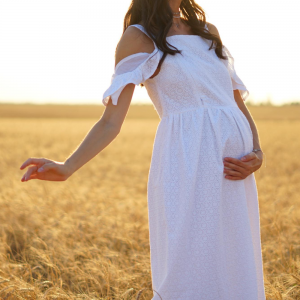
[97,114,122,139]
[103,117,122,136]
[100,93,133,136]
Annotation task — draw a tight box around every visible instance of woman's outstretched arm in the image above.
[20,83,135,182]
[20,27,154,182]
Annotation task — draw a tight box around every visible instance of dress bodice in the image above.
[103,24,249,119]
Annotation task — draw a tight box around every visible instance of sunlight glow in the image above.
[0,0,299,105]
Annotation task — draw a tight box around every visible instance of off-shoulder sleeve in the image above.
[221,45,249,101]
[102,45,160,106]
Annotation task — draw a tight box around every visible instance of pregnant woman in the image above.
[20,0,266,299]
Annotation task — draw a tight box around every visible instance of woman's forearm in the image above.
[241,109,264,160]
[243,110,262,152]
[64,118,120,176]
[240,104,261,150]
[233,90,262,151]
[63,85,135,178]
[246,112,261,150]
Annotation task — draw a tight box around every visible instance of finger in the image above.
[20,158,47,170]
[240,152,257,162]
[223,163,252,178]
[23,165,39,181]
[224,175,244,181]
[22,172,43,181]
[223,161,245,173]
[223,157,248,168]
[224,161,253,178]
[223,168,243,177]
[28,173,39,180]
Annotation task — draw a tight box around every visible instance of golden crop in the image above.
[0,104,300,299]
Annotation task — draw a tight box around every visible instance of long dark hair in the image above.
[123,0,227,69]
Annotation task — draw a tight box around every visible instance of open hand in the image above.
[20,158,71,182]
[223,151,263,181]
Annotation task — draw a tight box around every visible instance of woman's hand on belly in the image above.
[222,151,263,180]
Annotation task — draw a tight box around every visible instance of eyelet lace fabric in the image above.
[220,44,250,102]
[102,24,266,300]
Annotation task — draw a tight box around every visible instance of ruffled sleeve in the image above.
[102,26,160,106]
[221,45,249,101]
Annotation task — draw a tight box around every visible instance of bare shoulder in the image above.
[206,22,221,39]
[115,26,155,67]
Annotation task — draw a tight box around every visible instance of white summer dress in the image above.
[102,24,266,300]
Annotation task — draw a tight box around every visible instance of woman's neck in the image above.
[168,0,181,14]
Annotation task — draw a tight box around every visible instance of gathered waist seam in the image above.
[161,104,238,118]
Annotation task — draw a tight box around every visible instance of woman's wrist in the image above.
[253,149,264,160]
[63,158,77,178]
[252,148,262,154]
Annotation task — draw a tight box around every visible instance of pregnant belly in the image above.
[221,107,253,159]
[149,106,253,182]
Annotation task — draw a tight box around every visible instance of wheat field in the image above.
[0,104,300,300]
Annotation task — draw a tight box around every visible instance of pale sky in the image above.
[0,0,299,105]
